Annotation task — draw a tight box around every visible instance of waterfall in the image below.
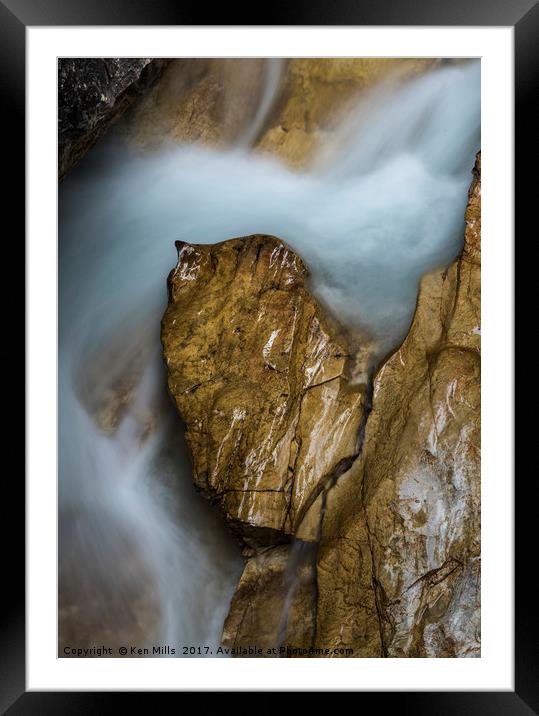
[240,58,286,148]
[59,60,480,655]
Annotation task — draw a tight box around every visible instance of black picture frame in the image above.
[6,0,531,709]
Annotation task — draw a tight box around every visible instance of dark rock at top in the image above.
[58,58,168,180]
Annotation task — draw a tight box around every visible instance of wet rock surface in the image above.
[311,155,481,658]
[221,544,317,653]
[161,235,365,544]
[357,153,481,656]
[58,58,168,179]
[255,58,448,168]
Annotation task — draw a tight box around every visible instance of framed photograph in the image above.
[8,0,531,707]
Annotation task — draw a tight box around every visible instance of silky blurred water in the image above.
[58,60,480,655]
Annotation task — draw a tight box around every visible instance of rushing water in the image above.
[58,60,480,655]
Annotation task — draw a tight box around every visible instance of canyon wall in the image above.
[59,58,455,180]
[58,58,169,179]
[123,58,448,167]
[312,153,481,657]
[161,153,481,657]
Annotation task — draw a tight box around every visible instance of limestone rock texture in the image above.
[220,544,317,653]
[162,156,481,657]
[124,59,274,151]
[161,235,365,544]
[254,58,447,168]
[124,58,448,167]
[315,153,481,657]
[58,58,168,179]
[363,153,481,657]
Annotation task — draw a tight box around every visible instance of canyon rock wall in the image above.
[314,153,481,657]
[58,58,168,179]
[255,58,447,168]
[162,153,480,657]
[123,59,273,151]
[59,58,453,177]
[124,58,447,167]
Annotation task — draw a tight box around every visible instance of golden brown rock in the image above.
[362,152,481,656]
[312,152,481,657]
[255,58,446,168]
[221,544,316,654]
[124,58,448,166]
[161,235,364,542]
[124,59,274,150]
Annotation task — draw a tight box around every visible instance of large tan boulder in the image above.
[161,235,365,543]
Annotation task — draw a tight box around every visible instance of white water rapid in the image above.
[58,60,480,655]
